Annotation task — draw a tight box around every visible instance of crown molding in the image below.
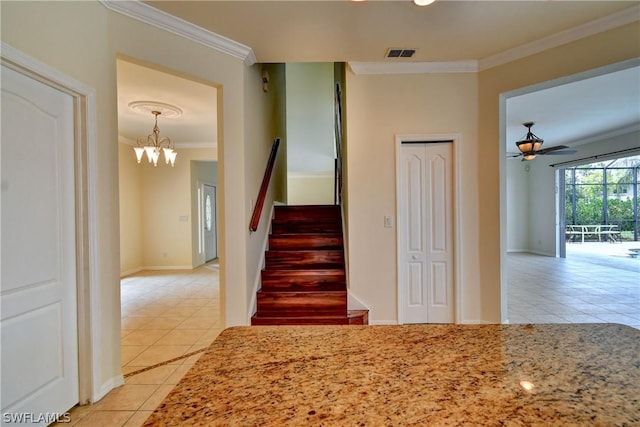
[479,4,640,71]
[350,4,639,76]
[99,0,256,66]
[349,60,478,75]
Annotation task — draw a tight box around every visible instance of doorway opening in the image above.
[116,57,222,374]
[501,60,640,327]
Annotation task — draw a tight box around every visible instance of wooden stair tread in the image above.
[251,204,367,326]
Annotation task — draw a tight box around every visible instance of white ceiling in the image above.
[118,1,640,155]
[506,65,640,156]
[145,1,635,63]
[117,59,217,148]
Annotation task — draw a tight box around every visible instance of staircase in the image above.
[251,205,368,326]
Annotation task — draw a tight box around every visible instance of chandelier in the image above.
[134,110,177,167]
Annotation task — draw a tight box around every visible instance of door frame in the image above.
[395,133,462,324]
[2,43,101,404]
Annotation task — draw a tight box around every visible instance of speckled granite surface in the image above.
[143,324,639,426]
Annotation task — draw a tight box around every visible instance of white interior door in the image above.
[203,185,217,262]
[1,65,79,421]
[398,141,454,324]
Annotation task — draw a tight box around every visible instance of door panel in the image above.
[1,65,79,420]
[398,142,454,324]
[408,262,424,306]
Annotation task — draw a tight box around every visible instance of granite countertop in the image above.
[143,324,639,426]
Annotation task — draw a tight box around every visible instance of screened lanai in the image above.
[564,154,640,245]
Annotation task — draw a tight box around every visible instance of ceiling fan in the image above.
[510,122,577,161]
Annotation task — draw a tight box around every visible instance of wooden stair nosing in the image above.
[271,222,341,235]
[251,315,350,326]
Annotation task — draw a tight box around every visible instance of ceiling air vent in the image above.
[386,48,416,58]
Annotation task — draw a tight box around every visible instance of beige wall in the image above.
[345,22,640,325]
[141,147,216,269]
[119,142,144,274]
[288,173,335,205]
[119,145,217,275]
[243,63,286,318]
[345,72,480,323]
[482,21,640,322]
[1,0,261,399]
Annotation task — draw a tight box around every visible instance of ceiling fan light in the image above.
[523,153,536,161]
[515,122,544,155]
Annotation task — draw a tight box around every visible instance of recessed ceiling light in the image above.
[414,0,436,5]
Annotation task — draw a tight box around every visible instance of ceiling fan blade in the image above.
[508,153,523,158]
[536,145,570,154]
[541,149,577,155]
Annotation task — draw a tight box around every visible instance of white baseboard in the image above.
[347,293,368,311]
[121,265,193,277]
[528,250,555,257]
[93,374,124,403]
[120,267,143,277]
[369,320,398,325]
[143,265,193,270]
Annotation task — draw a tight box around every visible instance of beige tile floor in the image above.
[58,262,222,427]
[507,242,640,330]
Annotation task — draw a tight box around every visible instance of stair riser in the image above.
[257,292,346,315]
[269,235,343,251]
[265,251,344,269]
[274,205,340,221]
[271,221,341,235]
[251,317,350,326]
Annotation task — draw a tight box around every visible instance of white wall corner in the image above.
[99,0,256,66]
